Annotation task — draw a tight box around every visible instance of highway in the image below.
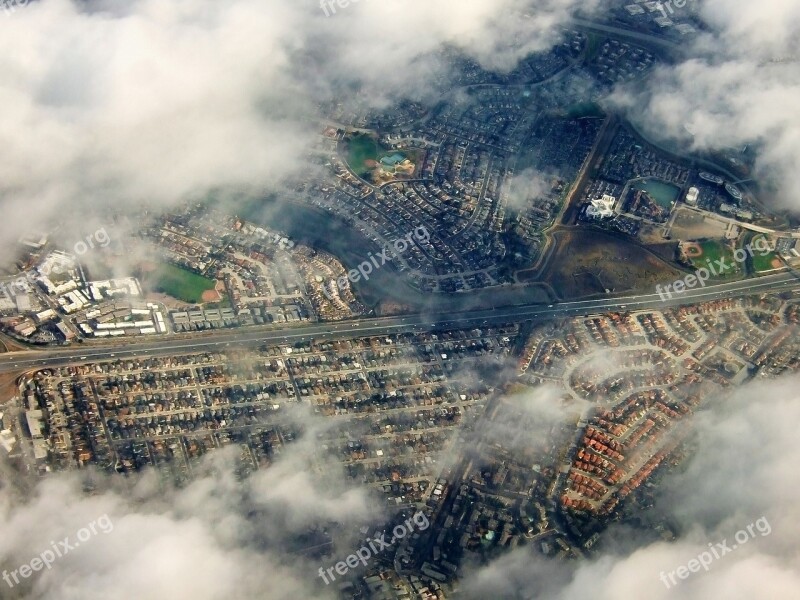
[570,18,684,58]
[1,271,798,374]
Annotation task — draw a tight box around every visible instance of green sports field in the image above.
[689,240,740,278]
[151,264,216,303]
[346,134,387,176]
[750,236,781,272]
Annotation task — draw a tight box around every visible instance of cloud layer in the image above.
[0,0,590,253]
[460,376,800,600]
[0,412,383,599]
[612,0,800,210]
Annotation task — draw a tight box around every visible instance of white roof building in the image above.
[586,194,617,219]
[15,293,31,312]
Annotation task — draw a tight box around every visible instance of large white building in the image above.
[586,194,617,219]
[685,187,699,206]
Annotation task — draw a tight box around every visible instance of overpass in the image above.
[673,205,800,237]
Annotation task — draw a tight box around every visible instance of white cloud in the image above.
[460,376,800,600]
[611,0,800,209]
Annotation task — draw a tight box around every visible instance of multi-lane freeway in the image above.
[1,271,798,374]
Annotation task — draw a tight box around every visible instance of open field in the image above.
[750,235,782,272]
[0,372,20,403]
[0,335,27,353]
[667,207,729,240]
[346,134,387,176]
[688,240,740,278]
[535,228,684,299]
[147,264,217,304]
[752,251,782,272]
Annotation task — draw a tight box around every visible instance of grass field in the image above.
[152,264,216,303]
[584,33,603,62]
[750,236,781,272]
[690,240,739,278]
[346,134,386,176]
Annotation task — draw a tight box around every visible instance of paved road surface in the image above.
[1,271,797,374]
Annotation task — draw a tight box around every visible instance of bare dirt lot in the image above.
[535,228,685,299]
[668,208,730,240]
[0,371,21,402]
